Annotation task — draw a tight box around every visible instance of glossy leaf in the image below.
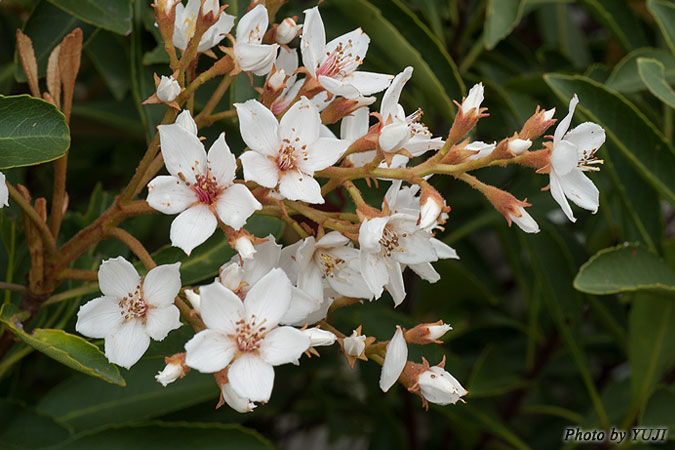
[637,58,675,108]
[0,399,71,450]
[641,387,675,433]
[579,0,647,51]
[84,31,131,100]
[0,304,125,386]
[47,0,133,36]
[606,48,675,93]
[0,95,70,169]
[574,244,675,295]
[484,0,523,50]
[648,0,675,57]
[545,74,675,204]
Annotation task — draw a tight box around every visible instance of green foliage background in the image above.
[0,0,674,448]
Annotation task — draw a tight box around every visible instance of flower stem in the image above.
[6,183,56,255]
[105,227,156,271]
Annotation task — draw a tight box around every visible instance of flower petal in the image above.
[158,124,207,184]
[550,171,576,222]
[240,151,279,188]
[317,75,361,99]
[560,169,599,213]
[199,281,245,334]
[244,268,292,328]
[316,231,351,248]
[431,238,459,260]
[358,217,388,252]
[300,7,326,75]
[143,262,182,307]
[408,262,440,283]
[380,67,412,119]
[145,305,181,340]
[340,106,369,141]
[379,326,407,392]
[554,94,578,144]
[207,133,236,186]
[385,261,406,306]
[184,329,236,373]
[229,353,275,402]
[234,42,279,76]
[147,175,197,215]
[98,256,140,299]
[395,231,437,265]
[215,184,262,230]
[239,238,282,287]
[324,28,370,75]
[360,251,388,299]
[234,100,280,156]
[170,204,218,256]
[260,326,310,366]
[343,71,393,96]
[278,170,324,204]
[564,122,606,158]
[279,97,320,147]
[0,172,8,207]
[298,137,349,173]
[551,139,578,176]
[76,296,123,339]
[235,3,267,44]
[104,319,150,369]
[280,287,321,326]
[197,11,234,52]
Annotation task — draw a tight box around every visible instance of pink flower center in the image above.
[235,315,268,352]
[316,40,360,79]
[192,172,220,205]
[119,284,147,321]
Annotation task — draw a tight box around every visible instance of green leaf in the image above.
[637,58,675,108]
[0,95,70,169]
[628,293,675,412]
[606,48,675,93]
[0,399,71,450]
[641,387,675,434]
[648,0,675,58]
[332,0,464,121]
[142,46,170,66]
[574,244,675,295]
[53,422,274,450]
[84,31,131,100]
[0,303,125,386]
[37,359,216,431]
[579,0,647,51]
[47,0,132,36]
[544,74,675,204]
[484,0,523,50]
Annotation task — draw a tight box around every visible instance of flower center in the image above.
[192,172,220,205]
[234,315,268,352]
[316,40,361,79]
[277,138,308,171]
[183,14,197,41]
[119,284,147,321]
[578,148,604,172]
[407,109,431,137]
[316,250,347,281]
[379,225,406,257]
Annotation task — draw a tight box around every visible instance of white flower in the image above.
[509,206,540,233]
[173,0,235,52]
[379,326,407,392]
[466,141,496,160]
[235,97,349,204]
[343,330,366,356]
[293,231,372,305]
[276,17,301,44]
[301,7,392,99]
[76,258,182,369]
[234,236,256,260]
[508,138,531,155]
[233,4,279,76]
[185,269,310,403]
[175,109,198,135]
[427,323,452,340]
[0,172,8,208]
[418,366,468,405]
[156,75,180,103]
[419,195,443,230]
[221,382,256,413]
[549,95,605,222]
[461,83,484,113]
[269,47,301,115]
[303,327,337,347]
[147,122,261,256]
[155,361,183,386]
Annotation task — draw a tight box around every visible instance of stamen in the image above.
[118,284,147,321]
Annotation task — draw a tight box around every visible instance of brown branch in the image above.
[105,227,156,271]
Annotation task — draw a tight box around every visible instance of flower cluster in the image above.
[74,0,607,413]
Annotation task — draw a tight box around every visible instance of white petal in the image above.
[260,326,310,366]
[228,353,275,402]
[169,204,218,255]
[379,122,410,152]
[297,265,323,304]
[236,3,268,44]
[234,100,280,156]
[303,327,336,347]
[158,124,207,184]
[564,122,606,157]
[316,231,351,247]
[184,329,236,373]
[274,46,299,76]
[234,42,279,76]
[462,82,484,112]
[379,327,407,392]
[509,207,540,233]
[395,231,437,265]
[215,184,262,230]
[551,140,578,176]
[244,268,292,328]
[240,151,279,188]
[0,172,8,207]
[147,176,197,215]
[298,137,349,173]
[197,12,235,52]
[550,172,575,222]
[343,71,393,96]
[144,305,181,340]
[98,257,140,299]
[408,262,440,283]
[176,110,198,135]
[199,281,245,334]
[76,296,123,339]
[278,170,324,204]
[385,261,406,306]
[340,106,369,141]
[554,94,579,144]
[300,7,326,75]
[142,262,182,307]
[431,238,459,259]
[380,67,412,119]
[560,170,599,213]
[104,319,150,369]
[360,251,388,299]
[318,75,361,99]
[280,287,321,326]
[324,28,369,74]
[279,97,321,147]
[240,238,282,286]
[358,217,388,252]
[221,383,256,413]
[207,133,236,186]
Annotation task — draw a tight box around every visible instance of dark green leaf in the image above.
[606,48,675,93]
[648,0,675,57]
[637,58,675,108]
[574,244,675,295]
[544,74,675,204]
[47,0,132,36]
[142,46,170,66]
[484,0,523,50]
[84,31,131,100]
[641,387,675,435]
[0,399,71,450]
[0,95,70,169]
[0,303,125,386]
[579,0,647,51]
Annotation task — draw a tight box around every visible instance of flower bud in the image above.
[379,326,408,392]
[418,188,446,230]
[175,110,198,135]
[418,366,468,405]
[427,323,452,340]
[461,82,484,113]
[482,184,540,234]
[508,206,540,234]
[184,289,201,311]
[508,138,532,155]
[320,96,375,125]
[219,262,244,291]
[448,83,487,143]
[303,327,337,347]
[156,75,181,103]
[343,331,366,356]
[275,17,300,44]
[379,122,410,152]
[520,106,557,140]
[155,354,188,387]
[466,141,496,161]
[267,68,286,91]
[221,382,256,413]
[234,236,256,260]
[405,320,452,344]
